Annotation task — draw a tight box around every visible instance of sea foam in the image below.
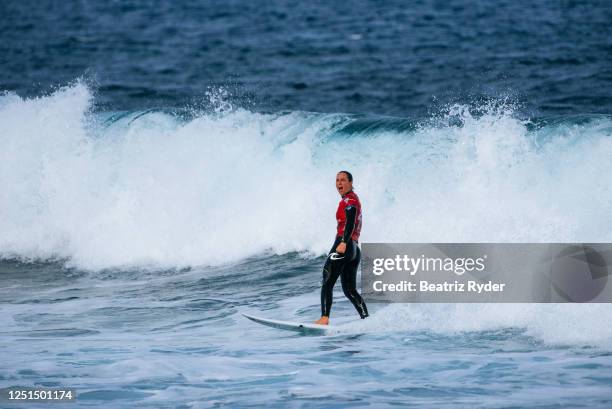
[1,83,612,270]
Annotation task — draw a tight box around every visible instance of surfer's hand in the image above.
[336,242,346,254]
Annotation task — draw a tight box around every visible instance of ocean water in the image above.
[2,0,611,116]
[2,1,612,408]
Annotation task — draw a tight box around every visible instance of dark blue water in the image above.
[1,0,611,116]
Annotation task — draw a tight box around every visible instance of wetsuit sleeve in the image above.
[342,205,357,242]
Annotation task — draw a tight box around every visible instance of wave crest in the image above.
[1,83,611,270]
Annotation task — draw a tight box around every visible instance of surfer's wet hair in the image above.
[338,170,353,182]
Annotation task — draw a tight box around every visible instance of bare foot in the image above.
[314,316,329,325]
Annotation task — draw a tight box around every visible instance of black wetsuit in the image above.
[320,193,369,319]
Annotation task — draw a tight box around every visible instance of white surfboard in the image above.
[242,313,333,335]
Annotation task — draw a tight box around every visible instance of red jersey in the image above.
[336,190,362,242]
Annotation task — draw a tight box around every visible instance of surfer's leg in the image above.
[341,243,369,319]
[318,238,347,322]
[320,254,344,318]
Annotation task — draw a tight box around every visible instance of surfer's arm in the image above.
[341,205,357,243]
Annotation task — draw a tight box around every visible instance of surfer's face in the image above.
[336,172,352,196]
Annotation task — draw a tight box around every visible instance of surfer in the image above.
[315,171,369,325]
